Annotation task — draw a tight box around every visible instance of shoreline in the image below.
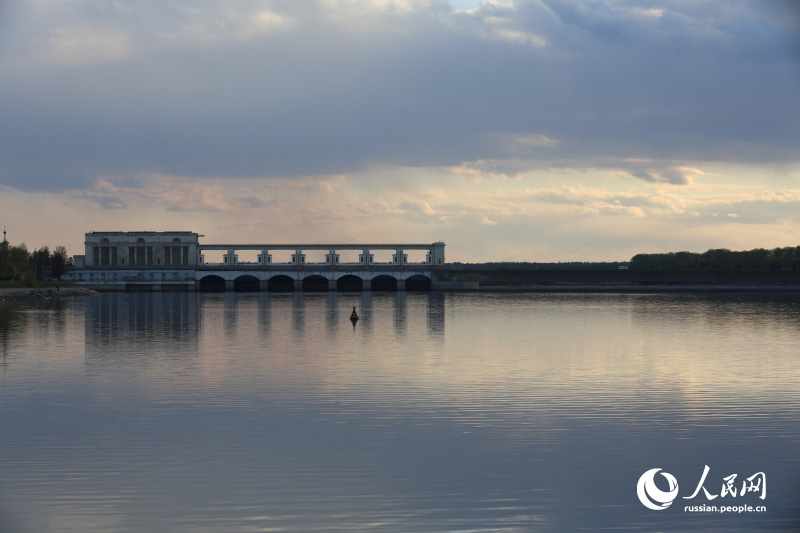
[8,284,799,295]
[474,284,800,293]
[0,286,100,300]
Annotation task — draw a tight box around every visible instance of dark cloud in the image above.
[0,0,797,191]
[237,196,269,207]
[80,194,128,209]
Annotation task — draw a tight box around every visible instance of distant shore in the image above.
[475,284,800,293]
[0,286,99,300]
[441,268,800,287]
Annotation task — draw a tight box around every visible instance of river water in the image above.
[0,292,798,532]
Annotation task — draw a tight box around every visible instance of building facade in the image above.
[83,231,201,269]
[67,231,460,291]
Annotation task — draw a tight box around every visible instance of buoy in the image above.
[350,306,359,321]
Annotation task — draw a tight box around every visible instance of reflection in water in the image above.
[1,299,71,371]
[84,293,200,365]
[0,302,26,371]
[394,291,407,335]
[1,292,799,532]
[426,291,445,337]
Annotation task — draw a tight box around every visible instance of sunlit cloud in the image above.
[0,0,797,261]
[46,27,132,65]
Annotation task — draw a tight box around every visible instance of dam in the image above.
[66,231,459,291]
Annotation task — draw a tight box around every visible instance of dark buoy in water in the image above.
[350,306,359,322]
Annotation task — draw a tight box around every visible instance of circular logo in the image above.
[637,468,679,510]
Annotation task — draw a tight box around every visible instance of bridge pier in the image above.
[397,279,405,291]
[225,280,235,291]
[328,279,337,291]
[362,280,371,291]
[259,279,268,291]
[294,279,303,292]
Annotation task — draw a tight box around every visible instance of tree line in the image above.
[0,241,71,282]
[630,246,800,271]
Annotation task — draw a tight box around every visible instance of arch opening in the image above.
[337,275,363,292]
[405,274,431,291]
[371,275,397,291]
[302,275,329,292]
[234,275,260,292]
[199,275,225,292]
[268,275,295,292]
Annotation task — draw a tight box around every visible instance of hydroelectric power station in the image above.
[66,231,456,291]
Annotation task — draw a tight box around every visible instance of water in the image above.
[1,292,798,532]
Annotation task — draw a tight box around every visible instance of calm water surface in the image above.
[0,292,798,532]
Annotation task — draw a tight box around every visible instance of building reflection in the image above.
[84,292,200,364]
[393,292,408,334]
[326,292,339,334]
[248,290,445,340]
[426,292,445,337]
[83,290,446,366]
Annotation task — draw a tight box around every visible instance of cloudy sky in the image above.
[0,0,798,261]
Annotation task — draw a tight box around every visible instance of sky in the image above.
[0,0,798,262]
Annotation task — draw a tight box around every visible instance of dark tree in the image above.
[30,246,51,280]
[51,246,70,280]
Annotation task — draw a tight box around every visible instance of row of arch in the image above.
[198,274,432,292]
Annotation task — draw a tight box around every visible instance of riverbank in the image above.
[444,268,799,284]
[0,286,99,300]
[438,269,800,292]
[477,284,800,292]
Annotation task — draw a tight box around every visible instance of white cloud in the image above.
[46,27,132,65]
[165,7,296,44]
[0,0,798,261]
